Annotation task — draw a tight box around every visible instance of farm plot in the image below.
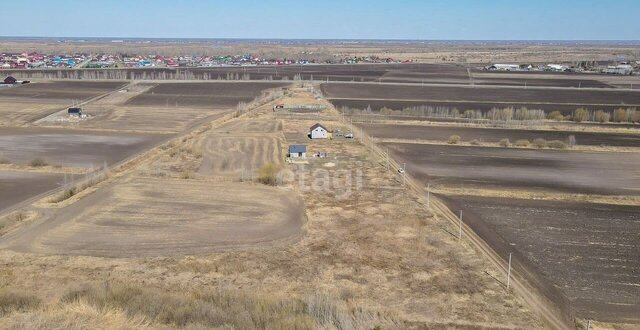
[322,83,640,115]
[382,143,640,195]
[196,134,284,176]
[442,195,640,323]
[0,171,63,214]
[0,100,68,126]
[79,106,230,133]
[361,123,640,147]
[0,127,168,168]
[126,82,289,108]
[0,177,305,257]
[0,81,124,101]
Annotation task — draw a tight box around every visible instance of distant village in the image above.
[0,52,409,69]
[485,62,639,75]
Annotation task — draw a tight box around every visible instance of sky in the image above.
[1,0,639,40]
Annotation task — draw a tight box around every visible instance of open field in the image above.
[126,82,289,108]
[0,100,68,126]
[0,81,125,101]
[440,195,640,323]
[382,143,640,195]
[0,127,168,168]
[197,135,284,176]
[361,123,640,147]
[0,171,63,213]
[77,106,231,133]
[0,177,305,257]
[323,82,640,116]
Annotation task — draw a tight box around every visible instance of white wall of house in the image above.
[311,127,328,139]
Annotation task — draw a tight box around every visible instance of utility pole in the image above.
[459,210,463,240]
[507,252,512,290]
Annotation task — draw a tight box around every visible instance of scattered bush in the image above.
[613,108,628,122]
[572,108,590,122]
[515,139,530,147]
[30,158,48,167]
[499,138,510,147]
[532,138,547,149]
[257,163,280,186]
[546,111,564,121]
[547,140,568,149]
[447,135,461,145]
[469,139,482,146]
[594,110,610,123]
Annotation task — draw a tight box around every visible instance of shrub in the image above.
[257,163,280,186]
[499,138,510,147]
[30,158,48,167]
[469,139,481,146]
[515,139,530,147]
[447,135,461,144]
[547,140,568,149]
[594,110,610,123]
[613,108,628,122]
[546,111,564,121]
[532,138,547,148]
[572,108,590,122]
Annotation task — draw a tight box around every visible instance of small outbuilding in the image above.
[309,123,328,139]
[68,107,83,117]
[3,76,17,85]
[288,145,307,158]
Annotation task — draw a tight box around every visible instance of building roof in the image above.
[3,76,17,84]
[289,145,307,153]
[310,123,327,131]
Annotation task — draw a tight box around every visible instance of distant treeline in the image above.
[340,104,640,124]
[0,69,306,81]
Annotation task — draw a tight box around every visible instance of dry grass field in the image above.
[0,177,305,257]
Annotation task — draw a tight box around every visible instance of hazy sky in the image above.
[1,0,639,40]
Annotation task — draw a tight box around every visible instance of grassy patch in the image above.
[59,283,361,329]
[0,290,41,316]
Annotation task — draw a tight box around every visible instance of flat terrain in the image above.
[78,106,230,133]
[0,100,67,126]
[0,171,63,213]
[382,143,640,195]
[442,195,640,323]
[0,177,305,257]
[0,81,124,101]
[323,82,640,115]
[126,82,289,108]
[361,123,640,147]
[196,119,285,177]
[0,127,168,168]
